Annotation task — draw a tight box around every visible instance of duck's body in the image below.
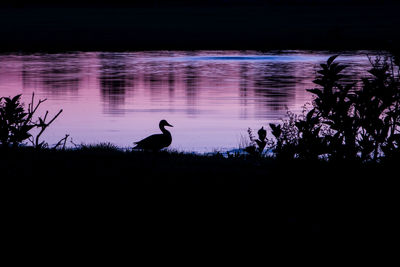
[133,120,173,151]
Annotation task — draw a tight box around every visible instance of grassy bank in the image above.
[1,3,399,51]
[1,145,397,245]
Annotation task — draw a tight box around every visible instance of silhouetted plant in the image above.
[53,134,70,150]
[270,109,328,160]
[245,126,272,156]
[0,94,35,147]
[267,54,400,162]
[307,55,359,160]
[356,56,400,161]
[0,93,63,149]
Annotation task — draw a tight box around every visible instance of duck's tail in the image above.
[132,142,142,150]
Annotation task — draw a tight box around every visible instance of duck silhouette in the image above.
[133,120,173,151]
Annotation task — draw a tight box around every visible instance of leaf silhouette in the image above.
[327,55,339,66]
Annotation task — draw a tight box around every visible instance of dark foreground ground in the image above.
[1,146,397,258]
[1,3,400,51]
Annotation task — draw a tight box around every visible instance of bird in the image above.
[133,120,173,151]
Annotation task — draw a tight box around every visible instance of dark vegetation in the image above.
[2,142,397,255]
[0,93,65,149]
[247,55,400,162]
[1,1,399,51]
[1,55,399,249]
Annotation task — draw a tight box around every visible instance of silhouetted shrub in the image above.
[0,93,63,149]
[0,95,35,147]
[268,54,400,162]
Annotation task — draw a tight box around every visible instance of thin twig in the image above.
[53,134,70,150]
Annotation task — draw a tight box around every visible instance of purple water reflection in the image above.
[0,51,374,152]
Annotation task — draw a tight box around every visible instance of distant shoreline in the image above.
[1,4,399,52]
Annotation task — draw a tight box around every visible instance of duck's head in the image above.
[160,119,173,128]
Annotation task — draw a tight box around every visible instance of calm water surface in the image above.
[0,51,376,152]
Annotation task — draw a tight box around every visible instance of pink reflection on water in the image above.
[0,51,373,152]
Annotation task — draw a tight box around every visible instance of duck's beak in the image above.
[166,122,173,127]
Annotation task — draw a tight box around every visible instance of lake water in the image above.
[0,50,376,152]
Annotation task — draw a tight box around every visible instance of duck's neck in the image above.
[160,125,171,135]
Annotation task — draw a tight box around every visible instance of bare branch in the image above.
[43,110,49,122]
[53,134,69,150]
[34,109,63,148]
[47,109,63,125]
[28,136,35,146]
